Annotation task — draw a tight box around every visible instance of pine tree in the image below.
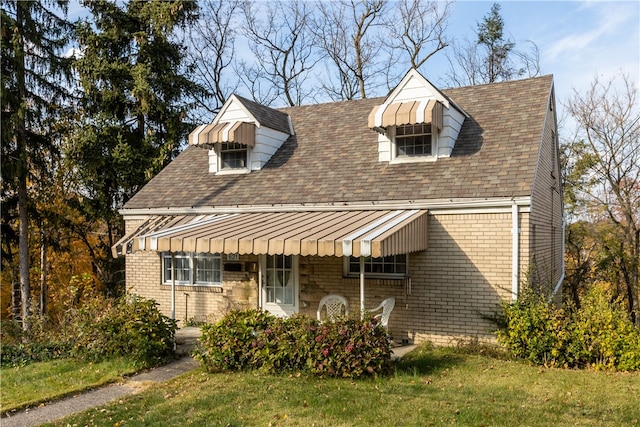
[1,0,73,329]
[69,0,199,294]
[476,2,516,83]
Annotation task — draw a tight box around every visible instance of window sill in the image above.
[344,274,407,280]
[390,155,438,164]
[162,283,223,288]
[215,168,251,175]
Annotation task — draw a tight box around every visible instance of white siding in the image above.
[437,108,465,157]
[218,103,251,122]
[250,126,290,170]
[377,133,392,162]
[208,149,218,173]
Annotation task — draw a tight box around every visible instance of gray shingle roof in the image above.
[234,94,291,135]
[124,75,553,210]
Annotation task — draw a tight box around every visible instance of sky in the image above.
[425,0,639,131]
[66,0,639,134]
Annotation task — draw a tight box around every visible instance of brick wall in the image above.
[124,210,528,344]
[124,223,260,326]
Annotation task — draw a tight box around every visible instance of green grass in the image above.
[1,357,141,413]
[43,345,640,427]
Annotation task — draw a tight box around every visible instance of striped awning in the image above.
[112,210,428,258]
[368,99,443,131]
[189,121,256,147]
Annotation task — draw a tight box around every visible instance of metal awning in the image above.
[112,210,428,258]
[368,99,443,130]
[189,121,256,147]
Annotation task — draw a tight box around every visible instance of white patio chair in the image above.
[317,294,349,322]
[370,297,395,328]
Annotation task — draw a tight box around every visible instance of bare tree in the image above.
[313,0,386,100]
[186,0,242,121]
[382,0,452,85]
[565,73,640,323]
[239,0,318,106]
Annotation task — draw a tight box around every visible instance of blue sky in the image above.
[427,0,639,126]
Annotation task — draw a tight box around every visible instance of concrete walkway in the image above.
[1,328,201,427]
[2,328,416,427]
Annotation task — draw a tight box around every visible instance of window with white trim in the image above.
[162,252,222,286]
[344,254,408,279]
[395,124,432,157]
[220,142,248,170]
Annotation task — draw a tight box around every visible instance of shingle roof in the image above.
[234,94,291,135]
[124,75,553,210]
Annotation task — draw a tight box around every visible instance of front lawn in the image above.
[1,357,140,414]
[44,345,640,427]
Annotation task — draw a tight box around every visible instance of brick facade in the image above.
[125,210,529,346]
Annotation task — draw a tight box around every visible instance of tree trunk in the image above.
[15,2,31,331]
[40,228,47,315]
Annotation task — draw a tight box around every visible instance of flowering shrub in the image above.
[194,309,392,378]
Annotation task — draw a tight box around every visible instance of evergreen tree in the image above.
[69,0,199,294]
[1,0,73,329]
[476,2,516,83]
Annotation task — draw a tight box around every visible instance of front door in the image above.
[260,254,299,317]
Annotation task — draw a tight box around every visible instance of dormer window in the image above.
[220,142,248,170]
[396,123,432,157]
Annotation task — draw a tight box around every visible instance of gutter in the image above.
[119,197,532,218]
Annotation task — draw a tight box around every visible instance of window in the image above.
[162,252,222,286]
[220,142,247,170]
[344,254,408,279]
[395,124,432,157]
[265,255,294,305]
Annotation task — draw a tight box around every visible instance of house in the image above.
[112,69,563,345]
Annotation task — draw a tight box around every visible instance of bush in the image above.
[72,295,178,367]
[1,295,176,368]
[568,285,640,371]
[0,317,74,367]
[497,286,640,371]
[194,309,392,378]
[195,309,274,372]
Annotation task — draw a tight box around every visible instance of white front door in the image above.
[260,254,299,317]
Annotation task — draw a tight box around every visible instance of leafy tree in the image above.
[69,0,199,295]
[1,0,73,329]
[565,73,640,324]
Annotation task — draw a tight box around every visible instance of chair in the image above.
[370,297,395,328]
[317,295,349,322]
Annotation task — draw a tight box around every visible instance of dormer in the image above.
[368,69,467,162]
[188,94,293,174]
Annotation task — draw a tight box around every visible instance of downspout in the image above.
[512,202,520,300]
[360,256,365,319]
[550,214,566,301]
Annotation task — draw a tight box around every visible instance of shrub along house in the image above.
[112,69,563,345]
